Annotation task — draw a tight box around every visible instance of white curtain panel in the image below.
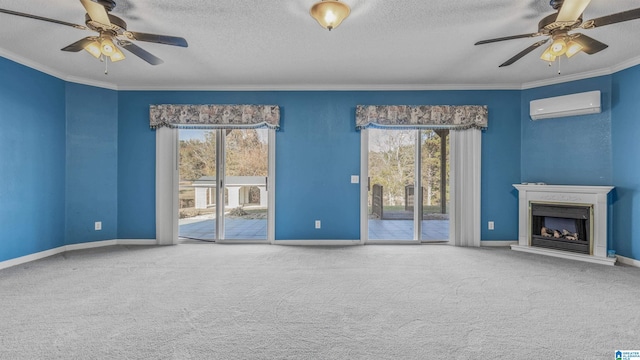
[155,127,179,245]
[450,129,481,247]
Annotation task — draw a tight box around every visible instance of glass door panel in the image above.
[420,130,449,242]
[367,129,415,241]
[178,129,217,241]
[223,129,269,240]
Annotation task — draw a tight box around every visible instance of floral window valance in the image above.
[150,104,280,130]
[356,105,488,130]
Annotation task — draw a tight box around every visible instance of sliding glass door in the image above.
[420,130,449,242]
[178,129,217,241]
[223,129,269,240]
[178,128,271,242]
[364,128,449,243]
[367,129,416,241]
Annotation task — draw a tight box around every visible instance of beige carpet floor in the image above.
[1,244,639,359]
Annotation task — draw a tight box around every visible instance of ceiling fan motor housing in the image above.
[539,12,582,34]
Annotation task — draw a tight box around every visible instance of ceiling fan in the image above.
[475,0,640,67]
[0,0,187,67]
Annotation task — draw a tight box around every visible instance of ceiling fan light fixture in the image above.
[109,47,126,62]
[540,47,557,62]
[83,40,102,59]
[310,0,351,31]
[99,36,117,56]
[549,38,568,56]
[565,40,583,58]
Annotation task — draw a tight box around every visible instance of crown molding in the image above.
[116,83,523,91]
[65,75,118,91]
[3,47,640,92]
[0,48,69,83]
[610,54,640,75]
[0,48,118,90]
[520,68,613,90]
[521,55,640,89]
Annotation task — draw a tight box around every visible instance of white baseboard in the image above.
[4,239,638,270]
[117,239,159,246]
[0,247,66,271]
[0,239,157,271]
[274,240,362,246]
[65,240,118,252]
[481,240,518,247]
[615,255,640,268]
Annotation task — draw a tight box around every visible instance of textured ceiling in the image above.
[1,0,639,90]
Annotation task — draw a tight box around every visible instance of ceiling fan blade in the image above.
[570,33,608,55]
[475,33,541,45]
[124,31,188,47]
[119,41,164,65]
[80,0,111,25]
[582,8,640,28]
[61,37,99,52]
[556,0,592,22]
[0,8,87,29]
[499,39,549,67]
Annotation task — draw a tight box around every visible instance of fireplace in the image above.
[530,203,592,255]
[512,184,615,266]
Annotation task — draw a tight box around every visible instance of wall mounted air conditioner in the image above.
[530,90,601,120]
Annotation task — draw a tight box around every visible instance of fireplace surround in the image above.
[512,184,615,266]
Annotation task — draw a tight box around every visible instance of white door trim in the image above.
[359,129,369,244]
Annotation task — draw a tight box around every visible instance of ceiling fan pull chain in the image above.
[104,56,109,75]
[558,56,562,75]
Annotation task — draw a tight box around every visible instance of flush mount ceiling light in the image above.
[310,0,351,31]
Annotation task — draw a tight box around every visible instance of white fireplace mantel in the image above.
[512,184,615,266]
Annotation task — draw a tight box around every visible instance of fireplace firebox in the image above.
[530,203,592,255]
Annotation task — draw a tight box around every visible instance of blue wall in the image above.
[521,76,612,185]
[65,83,118,244]
[117,90,521,241]
[5,52,640,264]
[612,66,640,260]
[0,58,66,262]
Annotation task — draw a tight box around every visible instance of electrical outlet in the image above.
[95,221,102,231]
[488,221,494,230]
[315,220,321,229]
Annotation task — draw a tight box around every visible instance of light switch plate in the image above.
[351,175,359,184]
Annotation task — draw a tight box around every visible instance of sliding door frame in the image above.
[155,128,276,245]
